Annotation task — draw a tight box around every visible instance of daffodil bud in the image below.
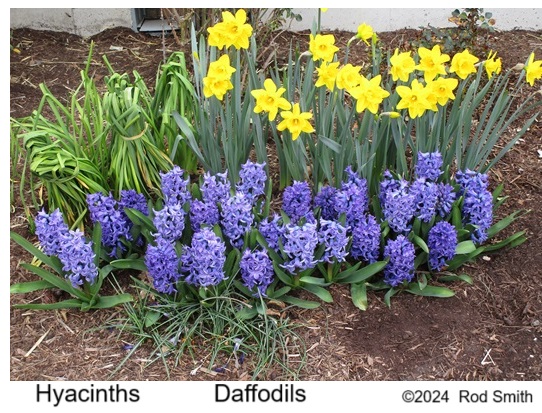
[381,111,401,119]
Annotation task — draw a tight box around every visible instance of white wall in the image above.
[288,8,542,32]
[10,8,132,37]
[10,8,542,37]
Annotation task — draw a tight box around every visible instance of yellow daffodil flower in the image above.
[251,79,292,121]
[390,49,416,82]
[320,8,328,12]
[426,77,459,107]
[335,63,362,91]
[484,50,502,79]
[203,55,236,100]
[207,9,253,50]
[450,49,479,79]
[415,45,450,82]
[277,103,315,141]
[315,61,340,90]
[349,75,390,114]
[206,54,236,79]
[525,52,542,86]
[203,77,234,101]
[356,23,374,46]
[396,79,433,119]
[309,33,339,63]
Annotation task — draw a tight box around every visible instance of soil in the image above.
[9,24,542,381]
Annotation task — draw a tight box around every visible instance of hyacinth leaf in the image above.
[10,231,63,275]
[492,182,505,203]
[90,294,133,309]
[337,259,389,284]
[437,273,473,284]
[10,280,55,294]
[302,284,333,303]
[384,287,398,308]
[483,230,527,252]
[351,282,368,311]
[446,246,486,271]
[12,299,84,310]
[233,280,256,298]
[406,284,455,298]
[412,234,429,253]
[452,203,463,231]
[224,249,241,278]
[486,210,529,239]
[110,258,148,272]
[20,263,89,301]
[269,286,291,299]
[281,295,320,309]
[299,275,330,286]
[91,222,102,268]
[333,262,362,282]
[124,208,155,243]
[455,240,477,255]
[236,306,258,321]
[272,262,294,287]
[414,251,428,269]
[144,310,161,327]
[417,273,428,290]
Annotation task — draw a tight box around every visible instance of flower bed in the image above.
[10,9,542,377]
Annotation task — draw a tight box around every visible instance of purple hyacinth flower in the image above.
[380,175,415,234]
[221,192,254,249]
[415,151,443,182]
[318,219,349,264]
[383,235,416,287]
[428,221,458,271]
[280,222,319,274]
[190,199,220,232]
[236,160,267,204]
[57,229,98,287]
[160,165,191,207]
[282,180,313,224]
[314,185,339,221]
[153,203,186,242]
[119,189,149,216]
[87,192,132,257]
[34,208,69,256]
[409,178,439,223]
[240,248,274,296]
[351,214,381,263]
[145,236,181,294]
[201,170,231,206]
[181,227,226,287]
[455,169,493,244]
[436,183,457,218]
[258,213,285,252]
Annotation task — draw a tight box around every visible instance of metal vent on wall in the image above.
[131,8,177,33]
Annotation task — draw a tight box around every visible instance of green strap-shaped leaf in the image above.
[303,284,333,303]
[13,299,83,310]
[89,293,133,309]
[455,240,477,255]
[109,258,148,272]
[406,284,455,298]
[20,263,89,301]
[338,259,388,284]
[10,280,55,294]
[281,295,321,309]
[351,282,368,311]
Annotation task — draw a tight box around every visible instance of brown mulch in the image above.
[10,25,542,381]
